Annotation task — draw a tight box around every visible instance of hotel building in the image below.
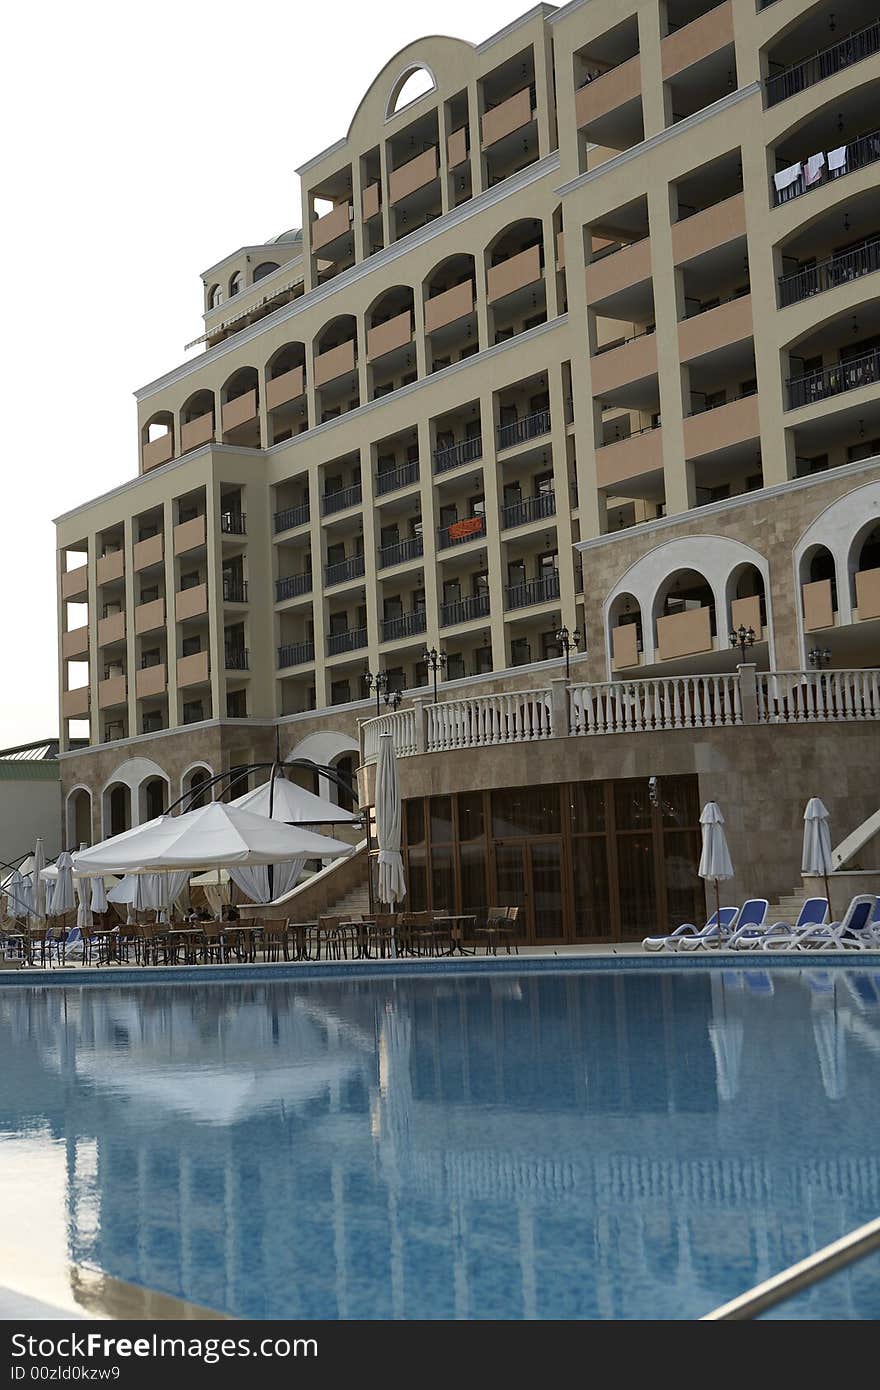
[56,0,880,942]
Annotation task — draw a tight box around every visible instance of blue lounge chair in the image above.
[643,907,738,952]
[691,898,768,951]
[731,897,828,951]
[761,894,876,950]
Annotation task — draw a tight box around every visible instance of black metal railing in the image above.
[326,626,367,656]
[275,571,312,602]
[598,422,662,447]
[220,511,246,535]
[501,491,556,530]
[378,535,424,569]
[437,514,487,549]
[689,386,757,417]
[381,611,427,642]
[224,647,249,670]
[773,127,880,206]
[433,436,482,474]
[321,481,362,515]
[786,348,880,411]
[440,592,490,627]
[222,578,248,603]
[505,571,561,610]
[277,640,314,669]
[139,654,162,669]
[376,460,419,494]
[497,408,551,450]
[778,237,880,307]
[593,324,655,353]
[273,502,309,532]
[324,554,366,586]
[765,20,880,108]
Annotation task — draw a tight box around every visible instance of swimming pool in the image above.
[1,965,879,1320]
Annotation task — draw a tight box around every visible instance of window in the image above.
[473,644,492,674]
[253,261,279,282]
[226,690,247,717]
[180,570,200,590]
[140,584,159,604]
[208,284,222,309]
[183,700,204,724]
[142,712,163,734]
[331,679,351,706]
[229,271,242,297]
[446,653,465,680]
[182,636,201,657]
[510,636,530,666]
[141,647,160,668]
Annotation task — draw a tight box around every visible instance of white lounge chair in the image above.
[731,896,827,951]
[643,907,737,952]
[760,894,876,950]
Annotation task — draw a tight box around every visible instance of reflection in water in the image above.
[0,969,879,1320]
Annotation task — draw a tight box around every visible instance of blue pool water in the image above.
[1,966,880,1320]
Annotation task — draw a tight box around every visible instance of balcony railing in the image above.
[786,348,880,410]
[224,647,249,670]
[327,626,368,656]
[501,491,556,530]
[440,592,490,627]
[757,670,880,723]
[274,502,309,532]
[378,536,424,569]
[773,127,880,206]
[222,578,248,603]
[321,482,362,516]
[497,408,551,451]
[277,640,315,669]
[433,436,482,474]
[437,515,487,549]
[220,511,246,535]
[778,237,880,307]
[505,571,560,610]
[765,19,880,108]
[275,571,312,602]
[381,611,427,642]
[324,554,366,586]
[376,460,419,495]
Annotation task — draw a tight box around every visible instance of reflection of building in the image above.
[2,969,880,1319]
[54,2,880,940]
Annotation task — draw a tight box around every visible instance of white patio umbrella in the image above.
[75,875,92,930]
[5,868,28,919]
[90,873,109,916]
[698,801,734,931]
[375,733,406,908]
[29,838,46,928]
[232,772,360,825]
[802,797,834,919]
[50,851,76,918]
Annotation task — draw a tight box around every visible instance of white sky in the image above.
[0,0,525,748]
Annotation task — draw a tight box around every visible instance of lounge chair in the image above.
[731,897,827,951]
[643,907,737,952]
[685,898,768,951]
[760,894,876,950]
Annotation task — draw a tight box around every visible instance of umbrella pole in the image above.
[823,870,833,923]
[715,879,722,940]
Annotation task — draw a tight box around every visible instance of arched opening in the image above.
[726,563,767,639]
[314,315,359,422]
[851,521,880,617]
[267,342,308,442]
[208,284,223,309]
[253,261,279,283]
[331,754,357,813]
[388,66,435,117]
[366,286,415,399]
[141,777,167,822]
[229,271,242,297]
[424,254,479,370]
[220,366,260,446]
[141,411,174,470]
[608,592,643,670]
[107,784,131,837]
[67,788,92,847]
[654,569,715,661]
[184,766,212,810]
[180,389,215,453]
[800,544,838,630]
[486,220,546,345]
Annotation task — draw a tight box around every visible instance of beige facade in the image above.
[55,0,880,853]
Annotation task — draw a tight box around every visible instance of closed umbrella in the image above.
[698,802,734,935]
[51,851,76,918]
[802,797,834,919]
[5,868,28,919]
[375,733,406,908]
[90,873,109,916]
[75,875,92,930]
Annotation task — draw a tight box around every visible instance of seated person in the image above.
[221,903,240,922]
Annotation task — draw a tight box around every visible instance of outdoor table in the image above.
[288,921,317,961]
[219,923,260,963]
[166,927,205,965]
[432,914,477,956]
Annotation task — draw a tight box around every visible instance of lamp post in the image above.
[422,646,447,703]
[729,624,756,662]
[384,688,403,712]
[363,670,389,716]
[808,646,832,668]
[556,625,582,680]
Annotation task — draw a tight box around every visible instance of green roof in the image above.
[0,760,60,781]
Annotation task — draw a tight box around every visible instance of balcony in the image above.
[611,623,640,671]
[136,662,166,699]
[62,625,88,659]
[596,427,663,490]
[175,584,208,622]
[424,281,475,335]
[656,607,713,660]
[855,567,880,621]
[267,365,305,411]
[440,593,490,627]
[278,640,315,669]
[765,19,880,108]
[180,413,214,453]
[98,674,127,710]
[731,593,763,640]
[366,310,413,362]
[61,564,88,600]
[222,578,248,604]
[377,460,419,495]
[96,551,124,586]
[447,128,468,169]
[678,295,753,363]
[221,391,257,436]
[585,238,652,307]
[379,535,424,569]
[142,434,172,471]
[275,572,312,602]
[779,238,880,307]
[786,348,880,411]
[324,554,365,587]
[481,87,535,148]
[802,578,835,630]
[672,192,746,265]
[684,394,759,459]
[505,571,560,611]
[97,610,125,646]
[433,436,482,474]
[389,148,438,205]
[497,408,551,451]
[220,511,246,536]
[501,491,556,530]
[135,597,165,635]
[487,245,542,304]
[575,56,641,129]
[314,339,356,389]
[591,331,657,397]
[177,650,210,687]
[173,515,206,555]
[224,647,249,671]
[381,611,427,642]
[362,182,381,220]
[437,515,486,550]
[327,627,367,656]
[661,2,733,81]
[274,501,310,532]
[312,202,352,253]
[62,687,90,719]
[322,481,362,516]
[773,127,880,207]
[133,533,163,571]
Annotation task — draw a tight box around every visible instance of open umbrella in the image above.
[232,772,359,825]
[802,797,834,920]
[698,802,734,934]
[375,733,406,908]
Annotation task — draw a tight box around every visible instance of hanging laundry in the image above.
[773,162,802,193]
[804,152,825,186]
[827,145,847,171]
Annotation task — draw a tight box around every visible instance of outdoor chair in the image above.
[731,897,828,951]
[199,923,224,964]
[643,907,738,952]
[262,918,291,963]
[684,899,769,951]
[475,906,521,956]
[760,894,877,950]
[364,913,396,959]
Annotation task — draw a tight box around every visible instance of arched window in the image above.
[334,755,357,813]
[144,778,166,821]
[253,262,279,283]
[208,284,223,309]
[186,767,212,810]
[388,66,435,117]
[108,785,130,837]
[229,271,242,297]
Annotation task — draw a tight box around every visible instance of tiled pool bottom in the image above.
[1,967,880,1320]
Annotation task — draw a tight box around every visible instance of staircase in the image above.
[767,890,809,925]
[325,881,371,920]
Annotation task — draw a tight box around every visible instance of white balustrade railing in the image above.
[569,673,742,735]
[361,707,419,761]
[426,689,553,752]
[757,670,880,724]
